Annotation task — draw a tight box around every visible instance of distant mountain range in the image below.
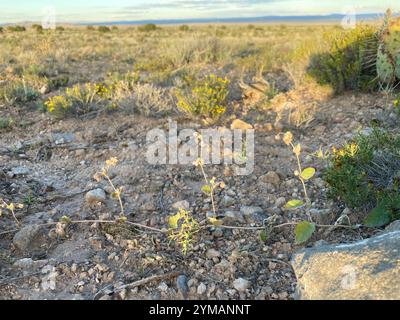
[0,13,390,27]
[86,13,386,26]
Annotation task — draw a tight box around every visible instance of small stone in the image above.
[197,282,207,295]
[259,171,280,187]
[275,197,286,208]
[13,225,41,252]
[240,206,263,216]
[51,132,76,145]
[11,166,30,176]
[206,249,221,259]
[233,278,251,292]
[309,208,332,225]
[230,119,253,130]
[223,211,245,224]
[176,275,189,299]
[223,195,235,206]
[85,188,106,205]
[172,200,190,211]
[157,282,169,293]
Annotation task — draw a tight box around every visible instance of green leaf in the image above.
[201,185,211,195]
[295,221,316,244]
[259,230,269,242]
[168,212,183,229]
[364,205,391,228]
[301,167,316,180]
[285,199,305,209]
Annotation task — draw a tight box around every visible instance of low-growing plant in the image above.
[98,26,111,33]
[138,24,157,32]
[179,25,190,32]
[32,24,43,33]
[94,157,124,215]
[44,95,72,118]
[168,208,199,255]
[0,77,39,105]
[7,25,26,32]
[175,74,229,123]
[0,117,14,131]
[0,199,24,225]
[324,128,400,227]
[282,131,317,244]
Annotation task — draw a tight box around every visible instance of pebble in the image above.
[233,278,251,292]
[206,249,221,259]
[85,188,106,205]
[176,275,189,299]
[172,200,190,211]
[259,171,280,187]
[197,283,207,295]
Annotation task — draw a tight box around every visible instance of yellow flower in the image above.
[283,131,293,146]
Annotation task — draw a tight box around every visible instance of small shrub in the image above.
[44,95,72,118]
[175,74,229,123]
[56,26,65,32]
[0,77,39,105]
[32,24,43,33]
[0,117,14,131]
[179,25,190,31]
[324,128,400,226]
[86,26,95,31]
[112,26,118,31]
[138,23,157,32]
[98,26,111,33]
[7,25,26,32]
[0,27,4,33]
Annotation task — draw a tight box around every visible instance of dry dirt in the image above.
[0,89,389,300]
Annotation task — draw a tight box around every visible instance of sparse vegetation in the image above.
[324,128,400,227]
[176,74,229,123]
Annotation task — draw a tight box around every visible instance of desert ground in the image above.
[0,22,399,300]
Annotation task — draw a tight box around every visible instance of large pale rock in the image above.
[291,231,400,300]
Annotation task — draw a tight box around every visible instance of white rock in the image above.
[233,278,251,292]
[85,188,106,205]
[172,200,190,211]
[197,282,207,295]
[157,282,169,292]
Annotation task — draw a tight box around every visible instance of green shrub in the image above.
[138,24,157,32]
[308,25,378,93]
[56,26,65,32]
[175,74,229,123]
[44,95,72,118]
[7,25,26,32]
[0,78,39,105]
[32,24,43,33]
[98,26,111,33]
[324,128,400,226]
[0,117,14,131]
[179,25,190,31]
[0,27,4,33]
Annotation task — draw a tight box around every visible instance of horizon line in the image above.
[0,12,388,26]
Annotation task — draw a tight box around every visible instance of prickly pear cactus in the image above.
[377,9,400,83]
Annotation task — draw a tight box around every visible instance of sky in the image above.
[0,0,399,23]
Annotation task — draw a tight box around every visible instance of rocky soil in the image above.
[0,89,398,300]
